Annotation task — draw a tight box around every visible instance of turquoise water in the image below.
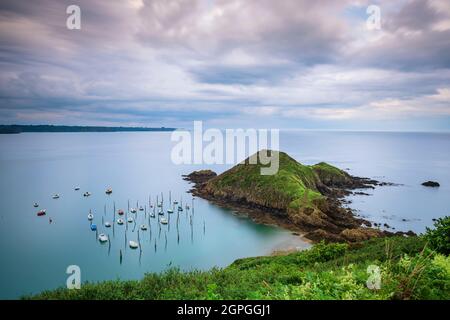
[0,131,449,298]
[0,132,307,299]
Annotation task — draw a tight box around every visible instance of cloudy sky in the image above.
[0,0,449,130]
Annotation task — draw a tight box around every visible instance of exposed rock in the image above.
[304,229,344,243]
[422,181,440,187]
[354,191,371,196]
[340,228,383,242]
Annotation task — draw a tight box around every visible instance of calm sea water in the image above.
[0,131,449,299]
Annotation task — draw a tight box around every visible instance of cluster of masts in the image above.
[34,188,198,252]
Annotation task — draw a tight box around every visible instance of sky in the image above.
[0,0,449,131]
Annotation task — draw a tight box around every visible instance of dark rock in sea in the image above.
[184,150,393,244]
[421,181,440,187]
[361,220,372,227]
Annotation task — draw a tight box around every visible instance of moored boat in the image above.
[90,223,97,231]
[98,233,108,242]
[105,221,111,228]
[105,188,112,194]
[160,217,168,225]
[117,218,124,225]
[37,209,46,216]
[129,241,139,249]
[33,202,39,208]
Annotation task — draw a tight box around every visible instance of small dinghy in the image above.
[173,201,178,205]
[140,224,148,231]
[98,233,108,243]
[130,208,137,214]
[74,187,80,191]
[88,213,94,220]
[37,209,46,216]
[150,212,156,218]
[160,218,168,225]
[127,217,134,223]
[178,206,183,212]
[117,218,124,225]
[104,221,111,228]
[167,208,174,213]
[52,194,60,199]
[33,202,39,208]
[158,210,164,215]
[139,206,144,211]
[90,224,97,231]
[83,192,91,197]
[157,203,162,208]
[129,241,139,249]
[105,188,112,195]
[117,209,124,216]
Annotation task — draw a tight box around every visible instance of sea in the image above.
[0,130,448,298]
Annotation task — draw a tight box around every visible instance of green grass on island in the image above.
[205,151,335,210]
[29,217,450,300]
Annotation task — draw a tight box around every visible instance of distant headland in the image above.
[0,125,176,134]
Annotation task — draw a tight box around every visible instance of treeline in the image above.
[0,125,176,134]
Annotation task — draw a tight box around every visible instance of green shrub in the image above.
[424,216,450,255]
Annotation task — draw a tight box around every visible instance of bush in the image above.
[425,216,450,255]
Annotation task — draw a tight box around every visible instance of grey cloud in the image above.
[0,0,448,130]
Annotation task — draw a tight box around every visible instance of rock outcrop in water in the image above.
[422,181,440,187]
[184,150,411,243]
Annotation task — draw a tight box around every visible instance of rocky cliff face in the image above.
[185,150,410,243]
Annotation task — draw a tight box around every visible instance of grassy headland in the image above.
[187,150,405,243]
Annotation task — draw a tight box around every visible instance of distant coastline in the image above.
[0,125,176,134]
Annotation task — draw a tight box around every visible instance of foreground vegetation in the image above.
[30,218,450,300]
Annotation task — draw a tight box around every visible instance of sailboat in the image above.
[98,233,108,243]
[129,241,139,249]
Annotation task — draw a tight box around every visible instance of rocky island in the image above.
[184,150,412,243]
